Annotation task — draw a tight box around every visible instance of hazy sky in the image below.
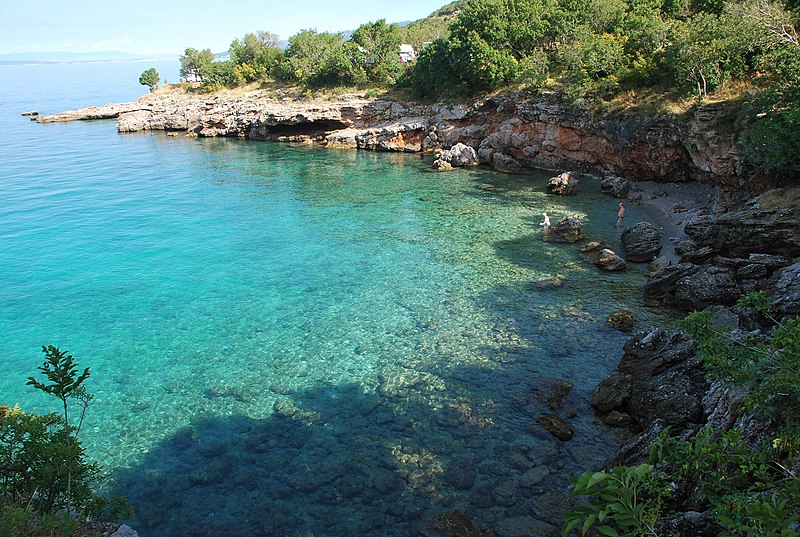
[1,0,449,55]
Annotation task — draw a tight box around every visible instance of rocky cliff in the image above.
[36,88,747,191]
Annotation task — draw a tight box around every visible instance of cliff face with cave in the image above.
[37,89,749,193]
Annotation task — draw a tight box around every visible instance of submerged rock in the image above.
[608,310,634,332]
[537,414,574,441]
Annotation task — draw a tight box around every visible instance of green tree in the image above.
[138,67,160,91]
[276,29,364,87]
[351,19,404,83]
[27,346,92,513]
[179,47,215,81]
[229,30,284,82]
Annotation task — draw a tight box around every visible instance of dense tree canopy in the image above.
[179,47,215,81]
[174,0,800,176]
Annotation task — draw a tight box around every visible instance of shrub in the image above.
[562,464,665,536]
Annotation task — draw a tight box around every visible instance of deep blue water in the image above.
[0,61,671,536]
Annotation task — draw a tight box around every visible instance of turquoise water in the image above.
[1,62,672,536]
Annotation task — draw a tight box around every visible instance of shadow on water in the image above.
[101,147,642,536]
[109,353,622,537]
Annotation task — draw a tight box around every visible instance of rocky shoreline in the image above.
[36,86,749,190]
[33,87,799,536]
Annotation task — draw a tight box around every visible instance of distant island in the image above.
[0,50,178,64]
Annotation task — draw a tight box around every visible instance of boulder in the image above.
[434,142,480,168]
[674,265,740,311]
[591,372,632,414]
[608,310,634,332]
[643,263,700,302]
[604,410,634,427]
[532,276,564,290]
[517,378,574,415]
[579,241,602,253]
[581,242,626,270]
[543,215,583,243]
[547,171,579,195]
[596,249,627,271]
[111,525,140,537]
[593,329,707,434]
[600,175,630,198]
[621,222,663,262]
[618,328,698,379]
[491,152,523,171]
[431,158,453,172]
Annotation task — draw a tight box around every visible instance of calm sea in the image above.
[0,60,670,536]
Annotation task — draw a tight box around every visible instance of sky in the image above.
[0,0,450,57]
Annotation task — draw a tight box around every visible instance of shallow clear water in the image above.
[1,62,674,536]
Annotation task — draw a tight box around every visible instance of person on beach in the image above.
[540,211,551,228]
[617,203,625,227]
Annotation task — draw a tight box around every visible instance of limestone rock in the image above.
[674,265,740,310]
[532,276,564,290]
[591,372,632,414]
[580,241,606,253]
[431,158,453,172]
[600,175,630,198]
[684,206,800,259]
[618,328,698,379]
[581,242,626,270]
[491,151,523,171]
[644,263,700,302]
[543,215,582,243]
[604,410,634,427]
[771,262,800,320]
[607,419,666,468]
[621,222,663,262]
[435,142,480,167]
[110,525,140,537]
[517,378,574,415]
[546,171,579,195]
[608,310,634,332]
[596,248,627,271]
[593,329,706,434]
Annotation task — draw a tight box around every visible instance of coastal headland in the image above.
[37,86,745,192]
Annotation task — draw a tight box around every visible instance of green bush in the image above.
[677,308,800,432]
[562,464,665,536]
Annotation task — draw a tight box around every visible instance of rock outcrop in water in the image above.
[36,87,748,188]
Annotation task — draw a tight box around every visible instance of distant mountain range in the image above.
[0,51,178,64]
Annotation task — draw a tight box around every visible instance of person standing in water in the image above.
[541,211,551,228]
[616,203,625,227]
